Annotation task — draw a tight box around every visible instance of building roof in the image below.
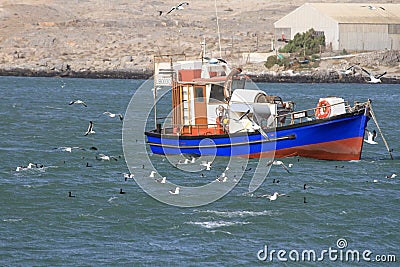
[277,3,400,24]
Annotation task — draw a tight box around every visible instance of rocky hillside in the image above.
[0,0,397,78]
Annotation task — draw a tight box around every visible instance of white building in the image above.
[274,3,400,51]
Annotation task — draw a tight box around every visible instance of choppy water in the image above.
[0,76,399,266]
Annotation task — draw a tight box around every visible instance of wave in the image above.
[197,209,275,218]
[186,221,250,229]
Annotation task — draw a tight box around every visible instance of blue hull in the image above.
[145,112,369,160]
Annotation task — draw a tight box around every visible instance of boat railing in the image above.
[156,101,368,135]
[274,100,368,127]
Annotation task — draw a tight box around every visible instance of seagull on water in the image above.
[103,112,124,121]
[167,2,189,14]
[149,171,157,178]
[84,121,95,136]
[257,192,286,201]
[386,173,397,179]
[169,186,180,195]
[123,173,134,180]
[156,177,167,183]
[364,129,378,145]
[216,175,228,182]
[267,160,291,173]
[57,146,82,152]
[361,68,387,84]
[16,166,25,172]
[69,100,87,107]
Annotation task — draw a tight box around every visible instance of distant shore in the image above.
[1,68,399,84]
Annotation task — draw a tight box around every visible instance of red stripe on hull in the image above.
[250,137,364,161]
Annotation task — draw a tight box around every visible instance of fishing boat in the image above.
[145,58,372,161]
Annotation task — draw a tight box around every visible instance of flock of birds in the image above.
[14,95,396,201]
[15,98,128,196]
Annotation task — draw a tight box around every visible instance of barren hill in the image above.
[0,0,397,77]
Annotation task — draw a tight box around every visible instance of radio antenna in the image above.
[214,0,222,58]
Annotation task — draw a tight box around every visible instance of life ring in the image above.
[315,100,331,119]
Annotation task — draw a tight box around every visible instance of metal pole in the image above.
[153,55,157,129]
[368,101,394,160]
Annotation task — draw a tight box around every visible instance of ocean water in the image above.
[0,76,399,266]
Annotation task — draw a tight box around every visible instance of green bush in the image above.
[279,28,325,55]
[265,55,278,68]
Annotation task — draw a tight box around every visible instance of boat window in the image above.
[195,87,204,102]
[209,84,225,102]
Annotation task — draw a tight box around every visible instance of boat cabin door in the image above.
[193,85,208,129]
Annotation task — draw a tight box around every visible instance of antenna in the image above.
[214,0,222,58]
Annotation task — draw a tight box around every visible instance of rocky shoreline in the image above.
[1,67,399,84]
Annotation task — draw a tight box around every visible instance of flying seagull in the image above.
[257,192,286,201]
[96,153,118,161]
[200,161,212,170]
[103,112,124,121]
[267,160,291,173]
[339,63,360,75]
[364,129,378,145]
[167,2,189,14]
[69,100,87,107]
[84,121,95,136]
[361,68,387,83]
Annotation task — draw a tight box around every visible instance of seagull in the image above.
[257,192,286,201]
[267,160,291,173]
[364,129,378,144]
[200,161,212,170]
[84,121,95,136]
[156,177,167,183]
[178,157,195,164]
[27,163,37,169]
[68,191,76,197]
[216,173,228,182]
[123,173,134,180]
[69,100,87,107]
[103,112,123,121]
[169,186,180,195]
[167,2,189,14]
[361,68,387,83]
[16,166,25,172]
[149,171,157,178]
[339,63,360,75]
[96,153,118,161]
[57,146,82,152]
[386,173,397,179]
